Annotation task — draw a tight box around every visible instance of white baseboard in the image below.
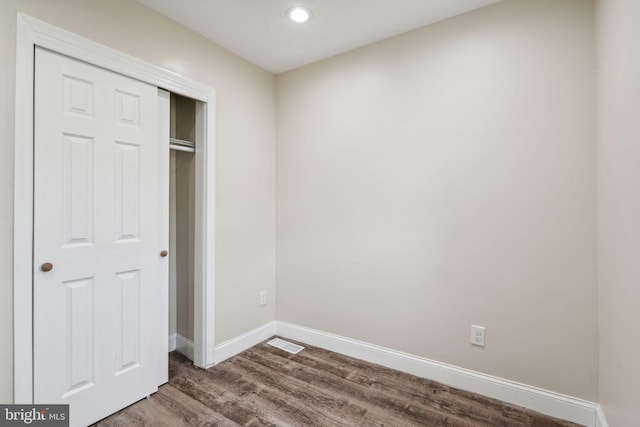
[213,321,277,365]
[596,405,609,427]
[275,321,597,427]
[175,333,194,361]
[168,333,177,352]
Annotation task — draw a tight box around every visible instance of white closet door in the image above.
[33,47,168,427]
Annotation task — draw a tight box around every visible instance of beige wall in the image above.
[169,96,196,342]
[173,150,195,341]
[0,0,276,403]
[596,0,640,424]
[276,0,597,400]
[169,152,178,338]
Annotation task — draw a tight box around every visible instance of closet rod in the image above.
[170,137,195,153]
[170,144,195,153]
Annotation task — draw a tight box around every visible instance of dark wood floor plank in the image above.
[172,356,349,426]
[217,356,375,426]
[171,375,279,427]
[227,356,445,427]
[93,383,239,427]
[169,353,339,426]
[95,337,584,427]
[260,340,579,427]
[239,346,471,426]
[279,345,513,424]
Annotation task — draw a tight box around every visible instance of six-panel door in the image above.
[33,47,168,427]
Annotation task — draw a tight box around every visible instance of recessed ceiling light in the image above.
[287,6,312,23]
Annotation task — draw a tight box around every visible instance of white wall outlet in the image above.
[471,325,485,347]
[259,290,267,307]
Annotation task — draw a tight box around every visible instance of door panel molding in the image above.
[14,13,216,403]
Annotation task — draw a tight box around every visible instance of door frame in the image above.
[13,14,217,403]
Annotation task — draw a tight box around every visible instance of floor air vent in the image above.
[267,338,305,354]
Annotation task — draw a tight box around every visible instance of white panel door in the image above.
[33,47,168,427]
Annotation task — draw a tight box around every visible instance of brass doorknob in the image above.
[160,250,168,257]
[41,262,53,272]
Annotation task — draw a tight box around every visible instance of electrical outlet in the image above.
[259,290,267,307]
[471,325,485,347]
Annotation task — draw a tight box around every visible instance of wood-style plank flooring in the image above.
[94,338,583,426]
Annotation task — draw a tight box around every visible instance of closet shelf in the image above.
[170,137,195,153]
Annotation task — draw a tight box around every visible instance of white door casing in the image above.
[14,14,217,404]
[33,47,167,426]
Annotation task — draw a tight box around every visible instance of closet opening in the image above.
[169,93,196,361]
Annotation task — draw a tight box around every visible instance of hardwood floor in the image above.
[94,338,583,426]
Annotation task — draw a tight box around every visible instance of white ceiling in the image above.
[137,0,501,74]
